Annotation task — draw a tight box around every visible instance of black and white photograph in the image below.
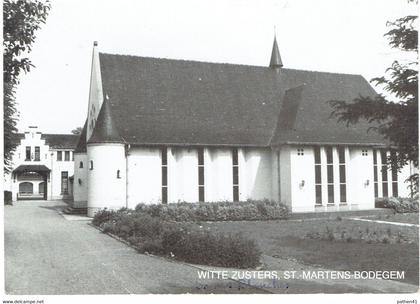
[2,0,419,302]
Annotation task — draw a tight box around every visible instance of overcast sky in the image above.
[14,0,417,134]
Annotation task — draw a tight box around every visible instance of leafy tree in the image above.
[3,0,51,172]
[329,3,418,195]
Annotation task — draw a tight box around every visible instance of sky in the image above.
[14,0,417,134]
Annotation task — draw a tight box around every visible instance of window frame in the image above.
[198,148,205,202]
[314,147,322,206]
[25,146,31,161]
[161,148,168,204]
[64,151,70,161]
[326,147,334,205]
[232,148,239,201]
[61,171,69,195]
[34,146,40,161]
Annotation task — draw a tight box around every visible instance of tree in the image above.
[71,127,83,135]
[329,3,418,195]
[3,0,51,172]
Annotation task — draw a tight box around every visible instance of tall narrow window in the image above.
[72,151,74,161]
[232,148,239,201]
[326,147,334,204]
[338,147,346,203]
[314,147,322,205]
[380,150,388,197]
[373,149,378,198]
[57,151,62,161]
[61,171,69,194]
[25,146,31,161]
[161,147,168,204]
[198,148,205,202]
[391,151,398,197]
[65,151,70,161]
[79,161,83,168]
[34,147,40,161]
[90,160,93,170]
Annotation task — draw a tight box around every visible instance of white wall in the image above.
[278,145,292,208]
[123,146,275,205]
[87,143,126,217]
[49,150,74,200]
[243,148,272,200]
[167,147,199,202]
[126,147,162,208]
[289,146,316,212]
[73,153,88,208]
[7,129,74,201]
[205,148,233,202]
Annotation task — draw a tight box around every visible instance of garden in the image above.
[92,197,419,285]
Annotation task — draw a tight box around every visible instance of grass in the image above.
[200,218,419,285]
[360,213,419,225]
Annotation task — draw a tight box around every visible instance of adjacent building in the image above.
[5,126,78,201]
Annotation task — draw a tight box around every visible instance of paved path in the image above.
[5,200,265,295]
[5,200,417,294]
[348,217,419,228]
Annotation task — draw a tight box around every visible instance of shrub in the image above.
[305,224,412,244]
[134,199,290,222]
[161,227,261,268]
[376,197,419,213]
[92,208,118,227]
[92,208,261,269]
[4,191,12,205]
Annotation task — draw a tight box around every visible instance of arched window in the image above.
[90,160,93,170]
[38,182,45,194]
[79,161,83,168]
[19,182,33,194]
[117,170,121,179]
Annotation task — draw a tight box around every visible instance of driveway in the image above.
[5,200,266,294]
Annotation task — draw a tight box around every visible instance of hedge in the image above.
[92,209,261,268]
[134,199,290,222]
[375,197,419,213]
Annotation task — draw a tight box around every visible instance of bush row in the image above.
[375,197,419,213]
[305,224,412,244]
[134,199,290,222]
[92,209,261,268]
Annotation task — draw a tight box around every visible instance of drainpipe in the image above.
[125,144,130,208]
[277,148,281,203]
[50,152,54,200]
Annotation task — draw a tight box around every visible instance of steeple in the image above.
[74,120,87,153]
[269,34,283,68]
[87,96,124,144]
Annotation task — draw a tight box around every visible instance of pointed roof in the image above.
[270,84,386,146]
[74,120,87,153]
[97,52,385,147]
[87,98,124,144]
[269,36,283,68]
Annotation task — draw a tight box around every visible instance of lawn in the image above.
[360,213,419,225]
[200,217,419,285]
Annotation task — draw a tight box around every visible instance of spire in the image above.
[74,120,87,153]
[269,34,283,68]
[87,96,124,144]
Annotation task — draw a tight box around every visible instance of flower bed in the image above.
[92,209,261,268]
[134,199,290,222]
